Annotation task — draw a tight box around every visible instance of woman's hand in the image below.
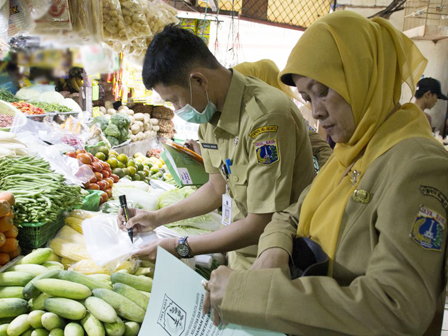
[133,238,178,262]
[202,266,233,326]
[117,208,160,234]
[251,247,290,274]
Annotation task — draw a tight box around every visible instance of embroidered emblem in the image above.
[410,205,445,252]
[420,186,448,210]
[352,189,371,204]
[255,139,279,165]
[249,126,278,139]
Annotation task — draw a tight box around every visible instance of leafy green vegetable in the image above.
[0,88,19,102]
[104,123,121,138]
[107,136,120,147]
[92,116,109,131]
[119,127,130,142]
[30,102,71,112]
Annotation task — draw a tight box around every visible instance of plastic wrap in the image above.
[8,0,35,37]
[27,0,52,20]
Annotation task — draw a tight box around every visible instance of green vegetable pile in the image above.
[0,88,19,102]
[30,102,72,113]
[0,156,83,223]
[93,114,131,147]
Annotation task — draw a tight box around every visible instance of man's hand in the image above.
[133,238,178,262]
[117,208,160,234]
[251,247,290,274]
[202,266,233,326]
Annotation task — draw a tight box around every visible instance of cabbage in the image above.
[15,88,40,101]
[62,98,82,112]
[158,187,221,231]
[111,180,159,211]
[37,91,65,104]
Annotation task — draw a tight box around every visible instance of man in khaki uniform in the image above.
[120,25,315,269]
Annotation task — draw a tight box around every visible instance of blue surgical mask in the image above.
[174,78,216,124]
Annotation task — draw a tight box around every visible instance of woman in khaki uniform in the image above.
[203,11,448,335]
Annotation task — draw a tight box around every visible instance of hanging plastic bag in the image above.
[8,0,35,37]
[118,0,151,40]
[27,0,51,20]
[80,45,114,75]
[102,0,127,42]
[33,0,72,33]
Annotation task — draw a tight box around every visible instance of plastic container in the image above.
[0,100,27,131]
[25,112,55,123]
[17,211,67,249]
[53,111,81,124]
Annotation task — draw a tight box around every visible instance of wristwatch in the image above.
[176,236,192,258]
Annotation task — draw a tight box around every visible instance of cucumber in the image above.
[0,317,14,324]
[103,317,125,336]
[92,289,145,323]
[41,312,65,331]
[45,252,60,263]
[31,329,50,336]
[81,312,105,336]
[110,273,152,292]
[139,260,155,268]
[23,270,61,300]
[41,262,64,271]
[0,298,28,319]
[48,329,63,336]
[64,323,84,336]
[124,322,140,336]
[113,283,149,310]
[29,293,52,311]
[0,272,34,287]
[139,291,151,299]
[59,271,111,290]
[0,324,8,336]
[28,310,45,329]
[7,265,48,277]
[0,286,24,299]
[7,314,31,336]
[18,248,53,265]
[84,297,117,323]
[34,279,91,300]
[44,298,86,321]
[21,330,33,336]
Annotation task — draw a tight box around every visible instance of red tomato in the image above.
[102,162,111,170]
[111,174,120,183]
[101,170,110,179]
[94,172,103,181]
[76,149,87,155]
[100,193,108,204]
[77,153,92,165]
[105,188,113,198]
[65,151,77,158]
[97,180,107,191]
[83,181,91,189]
[86,153,95,161]
[89,176,97,183]
[92,162,103,173]
[89,183,100,190]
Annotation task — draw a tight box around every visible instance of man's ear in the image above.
[190,72,209,91]
[423,91,433,99]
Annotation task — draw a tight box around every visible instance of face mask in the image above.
[174,78,216,124]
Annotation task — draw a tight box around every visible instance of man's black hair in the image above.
[415,89,432,99]
[142,24,219,89]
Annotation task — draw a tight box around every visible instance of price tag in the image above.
[222,193,232,226]
[178,168,193,185]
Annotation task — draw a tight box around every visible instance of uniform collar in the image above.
[215,69,245,136]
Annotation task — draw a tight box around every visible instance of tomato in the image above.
[101,169,110,178]
[66,151,77,158]
[83,181,91,189]
[105,188,113,198]
[92,162,103,173]
[89,176,97,183]
[100,193,108,204]
[76,149,87,155]
[94,172,103,181]
[86,152,95,161]
[97,180,107,191]
[77,153,92,165]
[89,183,100,190]
[111,174,120,183]
[102,162,111,170]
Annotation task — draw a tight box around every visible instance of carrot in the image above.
[4,225,18,238]
[8,246,21,259]
[0,252,10,265]
[0,201,10,217]
[0,238,18,252]
[0,232,5,248]
[0,192,14,206]
[0,216,13,232]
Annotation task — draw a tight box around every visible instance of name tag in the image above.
[202,143,218,150]
[222,194,232,226]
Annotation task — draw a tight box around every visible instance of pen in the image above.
[119,195,133,243]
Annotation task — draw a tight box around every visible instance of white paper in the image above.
[178,167,193,185]
[140,247,284,336]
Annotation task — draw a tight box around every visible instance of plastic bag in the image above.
[33,0,72,32]
[119,0,151,40]
[80,45,114,75]
[8,0,35,37]
[27,0,51,20]
[102,0,126,42]
[0,2,8,43]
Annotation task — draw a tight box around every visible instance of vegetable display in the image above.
[0,247,151,335]
[0,89,19,103]
[0,192,19,266]
[11,102,45,116]
[29,102,71,113]
[92,113,131,147]
[0,157,83,224]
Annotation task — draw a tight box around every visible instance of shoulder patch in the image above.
[420,186,448,210]
[254,139,279,165]
[410,205,445,252]
[249,126,278,139]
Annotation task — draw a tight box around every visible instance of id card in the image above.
[222,193,232,226]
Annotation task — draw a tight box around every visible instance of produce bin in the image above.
[53,111,81,124]
[17,210,67,249]
[25,112,56,123]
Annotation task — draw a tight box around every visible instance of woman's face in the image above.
[293,75,355,143]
